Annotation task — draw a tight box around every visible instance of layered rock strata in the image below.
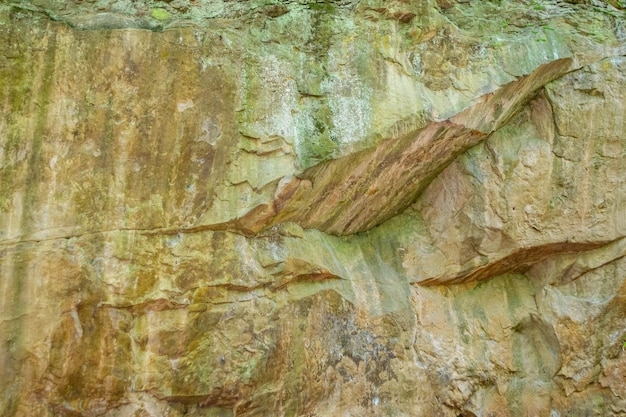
[1,0,625,416]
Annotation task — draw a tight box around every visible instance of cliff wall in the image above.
[1,0,625,415]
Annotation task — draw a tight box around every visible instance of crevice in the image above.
[557,249,626,285]
[270,270,342,291]
[418,238,622,286]
[0,222,254,249]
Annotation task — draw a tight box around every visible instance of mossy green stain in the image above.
[20,25,57,237]
[0,10,34,113]
[0,131,20,211]
[309,1,336,14]
[151,8,171,21]
[299,131,337,168]
[505,275,534,315]
[0,14,36,213]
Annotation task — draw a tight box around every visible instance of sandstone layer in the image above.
[1,0,625,416]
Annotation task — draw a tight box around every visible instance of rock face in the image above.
[1,0,625,416]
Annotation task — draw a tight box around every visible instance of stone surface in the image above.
[1,0,625,416]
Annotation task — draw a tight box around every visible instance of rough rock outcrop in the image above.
[1,0,625,416]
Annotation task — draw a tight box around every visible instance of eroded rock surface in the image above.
[1,0,625,416]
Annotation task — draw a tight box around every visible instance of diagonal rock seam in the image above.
[0,58,573,246]
[231,58,575,236]
[418,239,623,286]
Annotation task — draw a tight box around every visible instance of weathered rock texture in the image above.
[1,0,625,416]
